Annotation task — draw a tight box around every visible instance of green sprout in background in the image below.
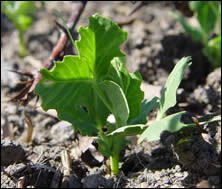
[1,1,38,57]
[34,13,221,175]
[169,1,221,68]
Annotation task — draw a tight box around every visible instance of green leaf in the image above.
[94,135,113,157]
[138,111,186,143]
[13,1,36,16]
[95,134,126,159]
[98,80,129,125]
[17,14,32,32]
[126,72,144,122]
[189,1,219,35]
[1,1,36,57]
[76,13,127,80]
[1,1,35,32]
[108,124,147,137]
[157,57,192,120]
[169,11,203,41]
[34,14,128,135]
[105,57,144,123]
[203,35,221,68]
[130,97,160,125]
[35,56,108,135]
[138,113,221,144]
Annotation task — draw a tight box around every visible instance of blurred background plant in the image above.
[169,1,221,68]
[1,1,45,57]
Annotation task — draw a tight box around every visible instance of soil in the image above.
[1,2,221,188]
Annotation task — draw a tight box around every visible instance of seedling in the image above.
[34,13,220,175]
[1,1,37,57]
[169,1,221,68]
[109,57,220,144]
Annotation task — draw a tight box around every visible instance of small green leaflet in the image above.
[156,57,192,120]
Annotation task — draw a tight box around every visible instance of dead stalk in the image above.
[61,150,71,175]
[24,112,33,143]
[16,176,25,188]
[61,150,72,187]
[9,122,14,140]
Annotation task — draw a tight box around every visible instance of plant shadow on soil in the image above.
[138,32,216,117]
[139,33,213,91]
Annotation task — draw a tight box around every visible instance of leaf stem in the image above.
[110,135,124,175]
[53,9,76,48]
[109,126,125,175]
[110,152,119,175]
[18,30,26,57]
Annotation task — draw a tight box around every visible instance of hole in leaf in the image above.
[43,80,54,85]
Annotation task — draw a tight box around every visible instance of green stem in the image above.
[110,118,121,175]
[110,151,119,175]
[109,117,125,175]
[18,31,26,57]
[184,117,221,127]
[53,9,76,48]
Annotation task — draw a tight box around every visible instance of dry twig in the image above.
[16,176,25,188]
[29,1,87,93]
[24,112,33,143]
[61,150,72,188]
[9,1,87,106]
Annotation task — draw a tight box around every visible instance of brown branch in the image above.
[116,14,137,27]
[9,1,87,106]
[29,1,87,93]
[128,1,146,16]
[10,79,33,103]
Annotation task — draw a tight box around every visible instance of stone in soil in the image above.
[1,138,26,166]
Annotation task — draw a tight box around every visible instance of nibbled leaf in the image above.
[35,14,144,136]
[35,58,107,135]
[138,111,186,143]
[157,57,192,120]
[34,14,128,135]
[76,14,127,80]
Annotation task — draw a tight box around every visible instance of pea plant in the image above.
[169,1,221,68]
[1,1,42,57]
[34,13,220,175]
